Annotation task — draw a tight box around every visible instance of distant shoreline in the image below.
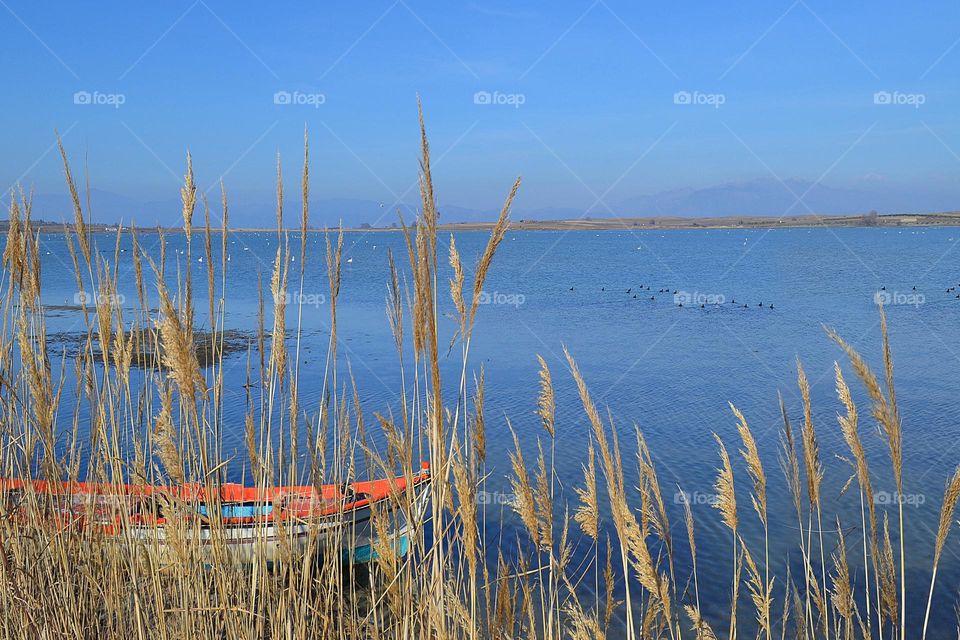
[11,211,960,234]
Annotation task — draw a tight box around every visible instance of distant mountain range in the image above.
[3,178,956,227]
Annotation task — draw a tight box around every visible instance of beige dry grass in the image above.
[1,111,958,640]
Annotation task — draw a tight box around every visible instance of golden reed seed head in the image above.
[712,434,738,534]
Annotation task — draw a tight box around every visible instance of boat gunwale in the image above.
[0,467,431,532]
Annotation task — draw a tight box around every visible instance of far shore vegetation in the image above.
[7,210,960,235]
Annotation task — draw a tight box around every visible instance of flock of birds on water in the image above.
[566,282,960,311]
[877,284,960,299]
[569,284,775,310]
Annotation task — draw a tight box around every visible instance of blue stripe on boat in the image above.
[346,535,410,563]
[197,504,274,518]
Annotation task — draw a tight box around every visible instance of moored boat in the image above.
[0,462,431,564]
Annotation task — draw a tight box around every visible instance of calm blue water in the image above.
[34,227,960,634]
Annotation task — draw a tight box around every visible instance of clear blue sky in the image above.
[2,0,959,221]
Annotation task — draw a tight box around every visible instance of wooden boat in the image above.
[0,462,431,564]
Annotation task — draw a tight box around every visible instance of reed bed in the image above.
[0,107,958,639]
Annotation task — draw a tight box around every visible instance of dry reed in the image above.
[0,110,957,640]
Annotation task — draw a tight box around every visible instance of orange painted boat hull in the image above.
[1,464,431,564]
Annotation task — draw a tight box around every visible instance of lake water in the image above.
[35,226,960,634]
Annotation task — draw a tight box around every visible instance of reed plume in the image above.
[684,604,719,640]
[508,424,539,547]
[448,236,467,341]
[153,383,182,484]
[732,403,771,640]
[713,434,738,640]
[565,347,674,638]
[834,361,880,635]
[828,310,905,638]
[713,435,738,534]
[536,355,555,438]
[467,177,521,332]
[57,135,90,264]
[533,441,553,548]
[683,494,713,640]
[879,514,899,627]
[740,536,774,640]
[831,520,854,640]
[472,368,486,462]
[797,358,829,638]
[574,439,599,541]
[922,464,960,639]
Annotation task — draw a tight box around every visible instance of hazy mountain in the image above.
[615,179,876,217]
[4,178,955,226]
[612,178,960,218]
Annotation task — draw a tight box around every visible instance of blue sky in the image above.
[2,1,959,224]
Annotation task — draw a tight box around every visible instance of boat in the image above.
[0,462,431,564]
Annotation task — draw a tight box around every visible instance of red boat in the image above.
[0,462,431,563]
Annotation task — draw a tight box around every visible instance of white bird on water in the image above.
[347,257,354,264]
